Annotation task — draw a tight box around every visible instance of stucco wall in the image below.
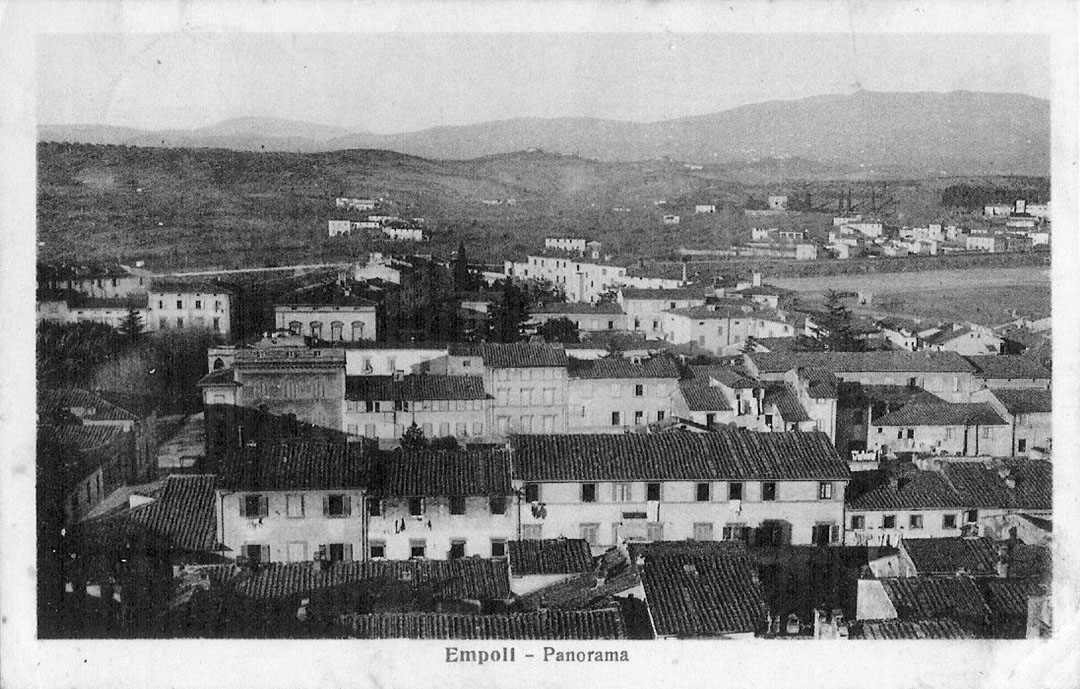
[367,496,516,560]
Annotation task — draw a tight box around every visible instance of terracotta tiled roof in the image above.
[749,351,975,374]
[763,383,811,423]
[964,355,1051,380]
[750,337,799,353]
[516,571,642,610]
[942,460,1051,510]
[668,305,762,320]
[567,356,680,379]
[873,403,1005,427]
[149,278,235,295]
[44,423,126,452]
[336,609,625,639]
[345,374,488,401]
[511,431,849,482]
[881,577,989,620]
[687,365,763,389]
[219,442,374,491]
[988,388,1052,414]
[234,347,345,369]
[798,367,839,399]
[677,382,733,412]
[449,343,568,368]
[847,384,945,408]
[630,541,768,637]
[197,369,238,387]
[850,618,975,640]
[374,449,512,497]
[901,537,999,576]
[619,287,707,301]
[846,470,965,511]
[221,559,510,601]
[532,302,625,315]
[507,539,593,576]
[38,388,139,422]
[88,475,218,552]
[276,283,378,308]
[978,579,1048,621]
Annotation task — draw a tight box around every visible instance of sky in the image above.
[37,33,1050,134]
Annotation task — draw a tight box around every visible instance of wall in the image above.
[345,348,449,376]
[567,377,678,432]
[868,422,1010,457]
[855,579,898,620]
[662,312,795,353]
[60,274,148,299]
[218,489,365,562]
[846,507,966,548]
[620,296,707,339]
[489,366,569,435]
[235,367,345,431]
[505,256,629,303]
[366,496,516,561]
[343,399,490,441]
[928,332,1003,356]
[516,479,846,550]
[531,311,629,334]
[276,306,377,342]
[149,290,232,337]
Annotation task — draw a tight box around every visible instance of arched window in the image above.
[351,321,365,341]
[310,322,322,340]
[330,321,344,341]
[213,358,225,370]
[288,321,302,335]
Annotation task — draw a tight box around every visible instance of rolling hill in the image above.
[40,90,1049,176]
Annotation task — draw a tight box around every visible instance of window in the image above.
[657,410,665,421]
[286,494,305,518]
[462,359,471,368]
[762,482,777,501]
[906,428,915,440]
[409,540,426,559]
[728,482,743,501]
[158,300,164,309]
[369,541,386,559]
[449,540,466,559]
[212,317,221,332]
[1018,439,1027,452]
[981,427,993,439]
[408,497,424,516]
[693,523,714,541]
[244,544,269,563]
[242,494,268,518]
[490,539,507,558]
[611,411,621,426]
[310,322,322,339]
[195,300,202,309]
[882,515,896,529]
[450,496,467,515]
[965,509,979,524]
[581,483,597,503]
[943,514,958,529]
[159,317,168,329]
[634,410,644,425]
[489,496,506,515]
[909,514,924,529]
[696,483,711,502]
[818,482,833,500]
[521,524,543,540]
[350,321,365,341]
[613,483,632,502]
[176,300,183,309]
[524,483,540,503]
[580,523,600,546]
[851,515,866,530]
[646,522,664,541]
[722,524,749,542]
[634,384,644,397]
[325,494,351,517]
[330,321,344,341]
[646,482,661,501]
[215,300,222,312]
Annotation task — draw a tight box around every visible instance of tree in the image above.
[819,290,866,352]
[400,422,427,450]
[741,336,758,354]
[451,241,477,292]
[596,286,620,305]
[537,317,580,344]
[489,281,530,343]
[119,309,144,343]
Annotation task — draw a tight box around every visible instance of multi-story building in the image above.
[867,402,1009,457]
[964,355,1051,390]
[149,279,234,337]
[922,325,1004,356]
[973,388,1052,456]
[36,294,150,330]
[529,302,628,335]
[512,431,850,551]
[39,264,149,299]
[565,356,681,432]
[662,305,796,354]
[504,254,629,303]
[343,373,491,442]
[447,343,570,435]
[544,237,589,254]
[617,287,708,339]
[275,282,378,342]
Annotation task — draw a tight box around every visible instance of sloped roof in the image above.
[630,541,768,637]
[276,283,377,308]
[763,383,811,423]
[219,559,510,601]
[850,618,975,640]
[567,356,680,379]
[197,368,238,387]
[798,367,839,399]
[749,351,975,374]
[449,342,568,368]
[848,384,945,407]
[619,287,707,301]
[345,375,488,401]
[511,431,849,482]
[373,449,512,497]
[516,572,641,610]
[219,442,374,491]
[964,355,1051,380]
[38,388,140,422]
[532,302,624,315]
[688,365,763,389]
[988,388,1052,414]
[507,539,594,576]
[901,537,998,576]
[336,609,625,639]
[942,460,1051,510]
[880,577,989,620]
[873,403,1005,427]
[149,278,235,295]
[668,305,764,320]
[678,382,733,412]
[86,475,218,552]
[846,471,965,511]
[978,579,1049,620]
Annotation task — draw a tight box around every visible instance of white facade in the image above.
[694,205,717,214]
[366,496,515,561]
[619,291,707,339]
[662,309,796,353]
[544,237,589,254]
[328,219,352,237]
[149,287,232,336]
[382,227,425,242]
[276,305,377,342]
[504,255,629,303]
[566,376,679,432]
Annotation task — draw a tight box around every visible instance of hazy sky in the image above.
[37,33,1050,134]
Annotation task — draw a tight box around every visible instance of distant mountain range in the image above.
[39,90,1049,176]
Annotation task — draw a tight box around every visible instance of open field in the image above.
[771,267,1050,324]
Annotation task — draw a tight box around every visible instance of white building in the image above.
[662,305,796,354]
[694,205,717,214]
[148,279,233,337]
[504,255,629,303]
[382,227,426,242]
[544,237,589,254]
[565,356,681,432]
[336,197,376,211]
[275,283,378,342]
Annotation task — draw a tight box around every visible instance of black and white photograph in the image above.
[1,1,1078,687]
